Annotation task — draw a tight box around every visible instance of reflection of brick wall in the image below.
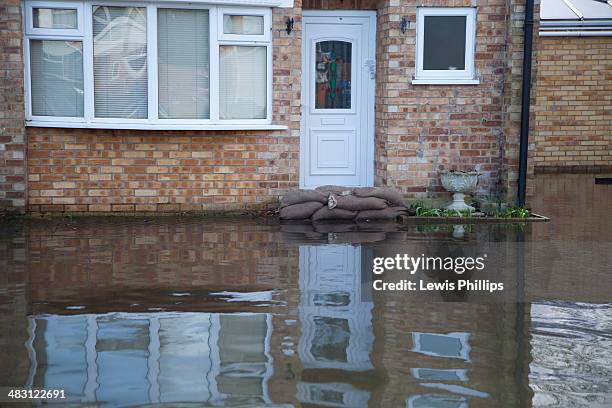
[26,219,299,303]
[0,231,30,386]
[533,37,612,171]
[0,1,26,213]
[377,297,528,407]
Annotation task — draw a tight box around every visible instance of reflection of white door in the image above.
[301,11,376,188]
[298,245,373,372]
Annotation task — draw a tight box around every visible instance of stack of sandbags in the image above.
[279,186,408,222]
[279,190,326,220]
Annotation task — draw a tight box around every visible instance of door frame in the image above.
[300,10,376,189]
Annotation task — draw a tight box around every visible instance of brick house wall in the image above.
[376,0,510,196]
[0,1,26,213]
[26,4,303,214]
[532,36,612,172]
[501,0,539,200]
[6,0,536,213]
[305,0,534,198]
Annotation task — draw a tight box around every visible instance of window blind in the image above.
[30,40,84,117]
[219,46,266,120]
[157,9,210,120]
[93,6,147,119]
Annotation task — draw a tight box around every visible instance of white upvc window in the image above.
[23,1,281,130]
[413,7,479,85]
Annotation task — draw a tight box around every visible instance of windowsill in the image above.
[25,120,288,131]
[411,78,480,85]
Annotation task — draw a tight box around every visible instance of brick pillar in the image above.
[0,1,26,213]
[501,0,540,203]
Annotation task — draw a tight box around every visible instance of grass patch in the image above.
[415,207,474,218]
[408,197,531,219]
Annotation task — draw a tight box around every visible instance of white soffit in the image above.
[541,0,580,19]
[540,0,612,35]
[541,0,612,20]
[566,0,612,19]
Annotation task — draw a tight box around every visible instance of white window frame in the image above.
[23,0,282,130]
[413,7,479,85]
[218,7,271,42]
[26,1,84,36]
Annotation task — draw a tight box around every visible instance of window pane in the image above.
[158,9,210,119]
[30,40,83,117]
[423,15,466,71]
[315,41,351,110]
[223,15,264,35]
[33,8,78,29]
[93,6,147,119]
[311,316,349,363]
[219,46,266,120]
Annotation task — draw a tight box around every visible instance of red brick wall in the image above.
[22,0,533,212]
[533,36,612,171]
[374,0,525,197]
[27,130,299,213]
[308,0,531,198]
[0,1,26,213]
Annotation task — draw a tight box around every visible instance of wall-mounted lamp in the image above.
[400,17,409,34]
[285,17,294,35]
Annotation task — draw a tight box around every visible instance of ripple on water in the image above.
[529,301,612,408]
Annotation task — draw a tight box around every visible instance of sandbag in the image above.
[315,185,353,195]
[311,207,357,222]
[280,190,328,207]
[355,206,408,222]
[353,187,406,207]
[280,201,324,220]
[334,195,388,211]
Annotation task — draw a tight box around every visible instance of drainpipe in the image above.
[517,0,534,207]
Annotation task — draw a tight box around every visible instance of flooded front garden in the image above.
[1,174,611,407]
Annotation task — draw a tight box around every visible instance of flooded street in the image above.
[1,174,611,407]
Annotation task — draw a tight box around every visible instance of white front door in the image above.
[301,11,376,188]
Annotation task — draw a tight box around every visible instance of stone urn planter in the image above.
[440,170,480,211]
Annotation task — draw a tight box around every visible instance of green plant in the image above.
[416,207,442,217]
[494,205,530,218]
[408,199,425,210]
[416,224,442,233]
[509,206,530,218]
[441,209,474,218]
[415,207,475,218]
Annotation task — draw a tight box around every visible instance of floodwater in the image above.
[0,174,611,407]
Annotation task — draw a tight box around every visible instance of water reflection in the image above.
[529,301,612,407]
[0,174,611,407]
[298,245,373,371]
[26,312,274,405]
[298,244,374,406]
[410,332,471,362]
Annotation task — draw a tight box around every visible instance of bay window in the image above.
[29,40,84,117]
[24,1,276,129]
[157,8,210,120]
[92,6,148,119]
